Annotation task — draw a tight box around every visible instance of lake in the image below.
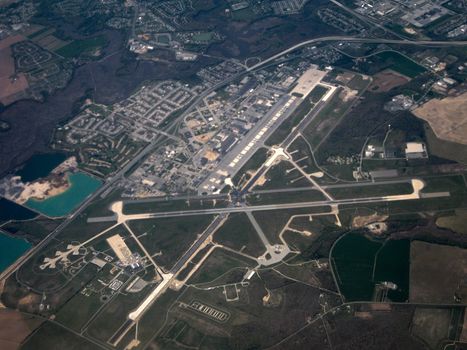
[25,172,102,217]
[331,233,409,302]
[16,152,67,182]
[0,197,37,222]
[0,232,31,273]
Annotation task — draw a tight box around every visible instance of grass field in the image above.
[247,189,326,205]
[410,241,467,304]
[231,7,257,21]
[302,88,354,150]
[85,284,154,343]
[328,182,413,199]
[308,84,329,103]
[188,247,256,285]
[123,288,181,349]
[54,284,109,332]
[176,270,338,349]
[192,32,215,42]
[436,209,467,234]
[213,213,266,257]
[422,174,466,193]
[275,258,338,292]
[346,74,372,91]
[232,147,269,187]
[56,36,107,58]
[411,307,456,349]
[372,51,426,78]
[259,160,312,190]
[128,215,215,270]
[1,217,62,243]
[287,137,319,171]
[265,97,314,146]
[424,123,467,165]
[22,322,98,350]
[253,207,331,245]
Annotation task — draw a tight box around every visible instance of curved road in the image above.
[2,35,466,281]
[247,36,467,72]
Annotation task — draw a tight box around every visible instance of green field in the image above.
[259,161,312,190]
[213,213,266,257]
[2,217,62,243]
[303,87,354,150]
[85,285,153,342]
[373,51,427,78]
[328,182,413,199]
[253,207,331,244]
[188,247,256,285]
[22,322,98,350]
[436,209,467,234]
[128,215,215,270]
[232,147,269,187]
[157,34,170,44]
[282,214,340,252]
[247,189,326,205]
[192,32,215,42]
[308,84,329,103]
[422,174,466,193]
[266,98,314,146]
[56,36,107,58]
[231,7,257,21]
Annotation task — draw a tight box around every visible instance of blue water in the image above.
[25,172,102,217]
[0,233,31,273]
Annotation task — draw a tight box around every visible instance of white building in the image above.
[405,142,428,159]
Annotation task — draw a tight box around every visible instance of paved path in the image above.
[245,211,291,266]
[3,35,465,282]
[88,183,449,222]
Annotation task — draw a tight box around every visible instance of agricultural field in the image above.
[410,241,467,304]
[413,92,467,145]
[1,0,467,348]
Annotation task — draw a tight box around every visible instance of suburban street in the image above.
[2,34,466,282]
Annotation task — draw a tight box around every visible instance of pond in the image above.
[331,232,410,302]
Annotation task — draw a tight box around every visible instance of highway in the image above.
[2,34,466,282]
[0,136,169,281]
[247,37,467,72]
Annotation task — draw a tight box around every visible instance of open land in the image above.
[413,92,467,145]
[369,69,411,92]
[0,1,467,348]
[410,241,467,304]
